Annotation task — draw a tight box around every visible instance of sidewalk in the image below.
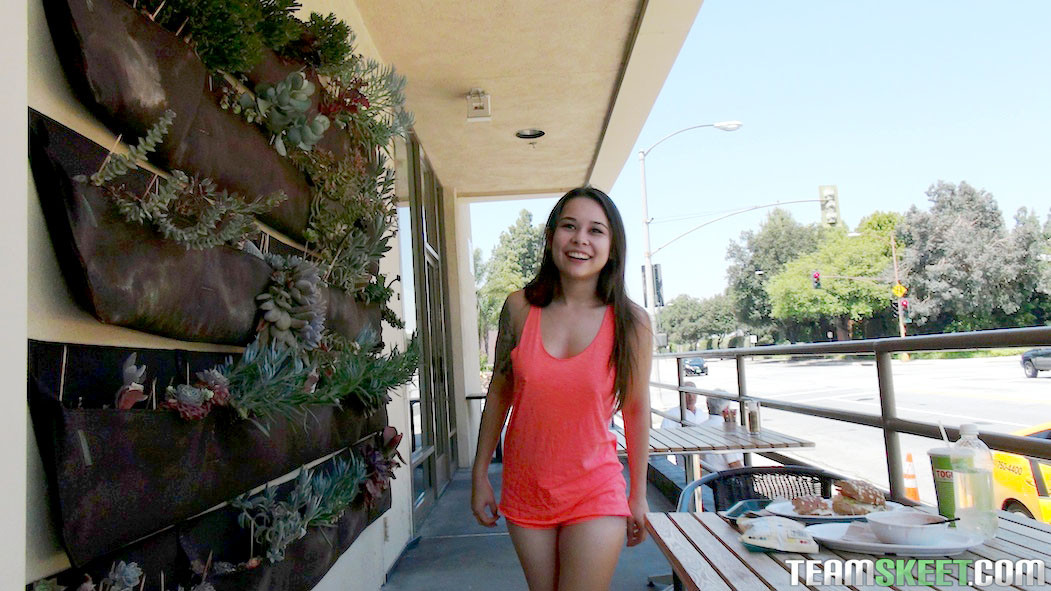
[382,464,676,590]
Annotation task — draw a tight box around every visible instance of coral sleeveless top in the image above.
[499,304,630,527]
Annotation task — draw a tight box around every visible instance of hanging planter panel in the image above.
[29,111,379,345]
[28,340,379,567]
[41,0,314,240]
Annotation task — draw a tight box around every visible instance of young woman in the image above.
[471,187,653,591]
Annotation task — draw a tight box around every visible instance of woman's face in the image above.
[550,197,612,281]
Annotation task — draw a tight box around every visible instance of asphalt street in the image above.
[650,354,1051,505]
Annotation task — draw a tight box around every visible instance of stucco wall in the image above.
[25,0,412,586]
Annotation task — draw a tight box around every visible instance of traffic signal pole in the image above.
[891,236,906,340]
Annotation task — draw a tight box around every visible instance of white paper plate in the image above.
[806,522,983,557]
[766,499,905,524]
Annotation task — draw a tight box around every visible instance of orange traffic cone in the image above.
[904,453,920,501]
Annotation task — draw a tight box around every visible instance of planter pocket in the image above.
[29,110,379,345]
[29,340,377,567]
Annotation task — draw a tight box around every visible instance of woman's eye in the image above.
[590,228,604,234]
[562,223,575,230]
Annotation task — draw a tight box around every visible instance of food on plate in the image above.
[791,495,831,516]
[831,479,887,515]
[737,516,818,553]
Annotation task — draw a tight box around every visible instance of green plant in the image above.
[243,72,330,155]
[257,253,325,350]
[314,329,418,412]
[320,55,413,153]
[157,0,266,73]
[257,0,303,51]
[77,110,175,186]
[359,273,405,329]
[232,467,317,563]
[309,454,366,527]
[107,171,286,249]
[222,341,332,435]
[291,148,397,293]
[232,454,364,563]
[288,12,353,68]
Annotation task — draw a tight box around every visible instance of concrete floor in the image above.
[382,464,676,591]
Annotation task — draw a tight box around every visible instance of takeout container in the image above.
[865,511,949,546]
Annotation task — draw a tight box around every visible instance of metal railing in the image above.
[651,325,1051,502]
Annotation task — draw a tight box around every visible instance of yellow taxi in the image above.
[992,422,1051,523]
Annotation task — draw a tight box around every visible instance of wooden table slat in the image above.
[645,513,731,591]
[615,423,814,456]
[692,512,848,591]
[668,512,781,591]
[648,428,686,452]
[659,427,712,452]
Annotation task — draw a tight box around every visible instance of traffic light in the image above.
[818,185,840,226]
[812,271,821,289]
[654,264,665,307]
[900,298,910,323]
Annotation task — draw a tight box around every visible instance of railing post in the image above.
[876,351,904,501]
[678,357,699,483]
[736,356,752,467]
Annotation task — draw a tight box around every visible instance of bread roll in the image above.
[834,479,885,506]
[791,495,828,515]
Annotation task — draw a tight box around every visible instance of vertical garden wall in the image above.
[27,1,417,589]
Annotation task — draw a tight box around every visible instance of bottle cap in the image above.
[959,424,978,437]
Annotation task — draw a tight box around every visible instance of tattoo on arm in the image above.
[493,301,515,380]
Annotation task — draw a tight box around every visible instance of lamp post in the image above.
[638,121,742,341]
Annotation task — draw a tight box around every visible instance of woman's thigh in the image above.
[557,517,626,591]
[507,522,559,591]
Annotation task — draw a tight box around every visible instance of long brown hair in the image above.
[523,187,644,409]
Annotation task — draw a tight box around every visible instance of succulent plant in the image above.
[256,253,325,351]
[75,110,175,187]
[361,426,404,508]
[115,353,148,409]
[102,561,142,591]
[163,384,215,420]
[195,368,231,406]
[245,72,330,155]
[30,578,60,591]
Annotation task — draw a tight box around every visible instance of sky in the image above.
[468,0,1051,306]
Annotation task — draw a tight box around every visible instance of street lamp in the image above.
[638,121,742,340]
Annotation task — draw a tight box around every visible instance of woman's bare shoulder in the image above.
[503,290,530,334]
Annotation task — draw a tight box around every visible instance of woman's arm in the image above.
[622,307,653,546]
[471,295,520,526]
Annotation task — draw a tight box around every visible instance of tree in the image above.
[898,181,1044,330]
[766,225,894,340]
[725,209,821,342]
[475,210,545,360]
[660,293,737,346]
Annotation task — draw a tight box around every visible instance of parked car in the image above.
[684,357,708,376]
[1021,348,1051,378]
[992,422,1051,523]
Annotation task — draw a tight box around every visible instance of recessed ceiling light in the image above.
[515,129,545,139]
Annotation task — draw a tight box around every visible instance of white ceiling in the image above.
[354,0,704,199]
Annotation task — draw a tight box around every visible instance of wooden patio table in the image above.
[646,510,1051,591]
[613,423,815,456]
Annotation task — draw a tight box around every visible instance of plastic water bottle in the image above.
[952,424,998,541]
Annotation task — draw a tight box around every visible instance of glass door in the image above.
[402,135,456,526]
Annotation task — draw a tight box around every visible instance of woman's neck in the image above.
[557,275,602,308]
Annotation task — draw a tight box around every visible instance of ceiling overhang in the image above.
[354,0,704,199]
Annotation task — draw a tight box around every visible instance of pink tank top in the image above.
[499,304,630,527]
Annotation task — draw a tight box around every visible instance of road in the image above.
[649,355,1051,505]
